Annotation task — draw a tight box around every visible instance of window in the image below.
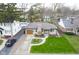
[50,29,52,32]
[44,29,49,33]
[36,28,37,32]
[71,18,74,24]
[77,29,79,32]
[41,28,43,32]
[0,31,2,35]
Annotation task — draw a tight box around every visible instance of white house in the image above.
[25,22,58,36]
[58,17,79,35]
[0,21,29,37]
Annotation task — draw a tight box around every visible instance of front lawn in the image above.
[64,34,79,53]
[30,36,76,54]
[0,40,3,45]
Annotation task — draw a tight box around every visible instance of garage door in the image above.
[27,29,33,35]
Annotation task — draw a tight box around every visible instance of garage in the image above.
[26,29,33,35]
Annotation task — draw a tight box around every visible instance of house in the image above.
[42,8,53,22]
[58,17,79,35]
[72,16,79,35]
[0,21,29,37]
[58,17,74,32]
[25,22,57,36]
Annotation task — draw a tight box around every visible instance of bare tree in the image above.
[20,3,28,21]
[51,3,63,19]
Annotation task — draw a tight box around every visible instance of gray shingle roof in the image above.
[26,22,57,29]
[61,18,74,28]
[61,17,79,28]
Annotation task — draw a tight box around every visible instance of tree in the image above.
[71,6,79,16]
[20,3,28,21]
[51,3,63,19]
[0,3,22,37]
[28,3,42,22]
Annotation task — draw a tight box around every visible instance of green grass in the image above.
[64,34,79,53]
[0,40,3,45]
[30,36,76,54]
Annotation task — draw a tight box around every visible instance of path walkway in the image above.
[31,36,48,46]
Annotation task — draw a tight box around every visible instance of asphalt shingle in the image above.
[26,22,57,29]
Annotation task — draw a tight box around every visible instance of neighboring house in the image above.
[58,17,74,32]
[43,8,53,22]
[25,22,57,36]
[72,17,79,35]
[58,17,79,35]
[0,21,29,37]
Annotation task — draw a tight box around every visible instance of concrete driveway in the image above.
[10,35,32,55]
[0,28,33,55]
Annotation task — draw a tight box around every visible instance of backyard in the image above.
[30,36,76,54]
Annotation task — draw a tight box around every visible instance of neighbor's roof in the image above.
[26,22,57,29]
[61,18,74,28]
[61,16,79,28]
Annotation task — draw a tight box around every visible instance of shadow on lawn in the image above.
[64,32,76,36]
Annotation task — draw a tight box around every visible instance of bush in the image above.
[34,34,45,37]
[0,40,3,45]
[32,39,42,44]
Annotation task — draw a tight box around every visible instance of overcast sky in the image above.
[0,0,79,9]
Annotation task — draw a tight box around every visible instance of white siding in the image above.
[0,21,29,36]
[58,19,65,28]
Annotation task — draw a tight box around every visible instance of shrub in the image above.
[32,39,42,44]
[0,40,3,45]
[64,32,75,35]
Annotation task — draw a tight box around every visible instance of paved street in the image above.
[0,29,25,55]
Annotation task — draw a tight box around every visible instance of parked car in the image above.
[5,38,17,47]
